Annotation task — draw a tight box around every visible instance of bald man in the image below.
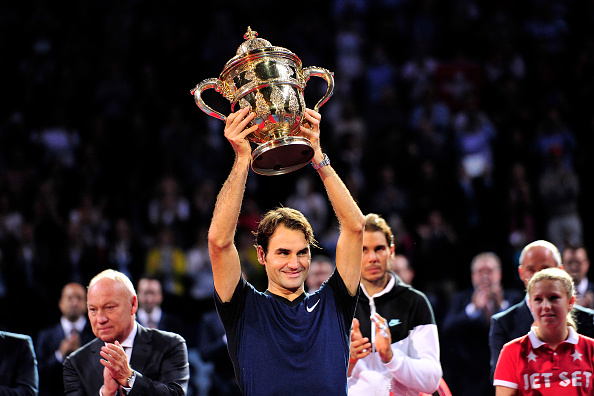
[488,240,594,379]
[63,270,189,396]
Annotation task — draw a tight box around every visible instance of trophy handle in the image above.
[303,67,335,112]
[190,78,227,122]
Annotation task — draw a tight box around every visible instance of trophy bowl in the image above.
[191,27,334,175]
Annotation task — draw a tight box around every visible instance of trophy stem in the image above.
[251,136,314,176]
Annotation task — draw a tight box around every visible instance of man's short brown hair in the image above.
[364,213,394,247]
[254,207,316,254]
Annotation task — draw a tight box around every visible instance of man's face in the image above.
[59,283,87,322]
[137,279,163,313]
[471,257,501,288]
[563,248,589,284]
[391,255,413,285]
[361,231,392,285]
[87,278,137,343]
[257,225,310,296]
[306,260,333,292]
[519,246,559,288]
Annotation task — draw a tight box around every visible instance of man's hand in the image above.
[371,313,393,364]
[350,318,371,363]
[100,341,133,387]
[299,109,322,159]
[101,366,120,396]
[58,333,81,358]
[224,107,257,158]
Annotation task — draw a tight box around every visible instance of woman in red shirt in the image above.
[494,267,594,395]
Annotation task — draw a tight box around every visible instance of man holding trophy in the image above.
[207,106,365,395]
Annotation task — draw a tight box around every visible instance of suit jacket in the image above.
[441,288,523,396]
[63,323,189,396]
[489,298,594,379]
[36,321,95,396]
[0,331,39,396]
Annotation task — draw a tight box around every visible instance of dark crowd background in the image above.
[1,0,594,394]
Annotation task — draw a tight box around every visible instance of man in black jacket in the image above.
[0,331,38,395]
[347,213,442,396]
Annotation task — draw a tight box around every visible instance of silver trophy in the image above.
[191,27,334,175]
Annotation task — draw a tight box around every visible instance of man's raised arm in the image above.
[301,109,365,295]
[208,108,258,302]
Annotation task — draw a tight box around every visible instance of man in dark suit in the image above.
[563,244,594,308]
[489,240,594,379]
[136,276,185,333]
[63,269,189,396]
[0,331,38,395]
[442,252,522,396]
[36,282,95,396]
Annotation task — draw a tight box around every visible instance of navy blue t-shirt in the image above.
[215,270,358,395]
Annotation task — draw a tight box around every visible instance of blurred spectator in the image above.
[505,162,536,284]
[285,176,328,235]
[185,226,214,304]
[408,86,451,136]
[68,191,109,251]
[441,252,522,396]
[148,175,191,243]
[305,255,335,294]
[563,245,594,309]
[369,166,409,221]
[453,93,497,185]
[106,217,146,285]
[145,226,188,298]
[391,253,414,285]
[198,309,242,396]
[137,276,184,331]
[36,282,94,396]
[413,209,459,305]
[401,43,438,103]
[532,106,577,171]
[62,219,106,286]
[31,111,80,169]
[538,147,582,250]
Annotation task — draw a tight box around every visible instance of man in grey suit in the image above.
[489,240,594,379]
[63,269,189,396]
[0,331,39,395]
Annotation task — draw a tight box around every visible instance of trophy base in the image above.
[251,136,314,176]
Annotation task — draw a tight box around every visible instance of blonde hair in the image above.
[88,269,137,298]
[527,267,576,330]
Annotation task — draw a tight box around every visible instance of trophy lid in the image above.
[221,27,299,75]
[236,27,273,56]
